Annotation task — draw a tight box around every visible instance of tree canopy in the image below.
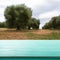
[4,4,32,30]
[42,16,60,29]
[28,18,40,30]
[4,4,40,30]
[0,22,6,28]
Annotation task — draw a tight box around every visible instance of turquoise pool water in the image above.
[0,40,60,56]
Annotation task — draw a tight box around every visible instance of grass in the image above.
[0,28,60,40]
[26,31,60,40]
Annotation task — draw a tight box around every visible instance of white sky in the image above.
[0,0,60,29]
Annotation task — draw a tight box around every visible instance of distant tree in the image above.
[4,4,32,30]
[0,22,6,28]
[28,18,40,30]
[56,16,60,29]
[42,16,60,29]
[51,17,57,29]
[42,23,50,29]
[31,18,40,29]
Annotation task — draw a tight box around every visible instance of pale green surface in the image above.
[0,40,60,56]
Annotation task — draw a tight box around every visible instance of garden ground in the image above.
[0,28,60,40]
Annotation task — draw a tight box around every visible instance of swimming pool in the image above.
[0,40,60,56]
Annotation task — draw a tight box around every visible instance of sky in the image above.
[0,0,60,29]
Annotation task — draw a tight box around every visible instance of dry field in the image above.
[0,28,60,40]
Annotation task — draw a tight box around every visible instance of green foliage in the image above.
[42,23,50,29]
[4,4,32,30]
[0,22,6,28]
[28,18,40,30]
[4,6,16,28]
[42,16,60,29]
[56,16,60,29]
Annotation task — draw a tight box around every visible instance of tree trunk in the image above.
[28,26,30,30]
[16,25,20,30]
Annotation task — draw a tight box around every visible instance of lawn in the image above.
[0,28,60,40]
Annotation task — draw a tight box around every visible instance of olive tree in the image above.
[4,4,32,30]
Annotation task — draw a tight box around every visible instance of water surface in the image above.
[0,40,60,56]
